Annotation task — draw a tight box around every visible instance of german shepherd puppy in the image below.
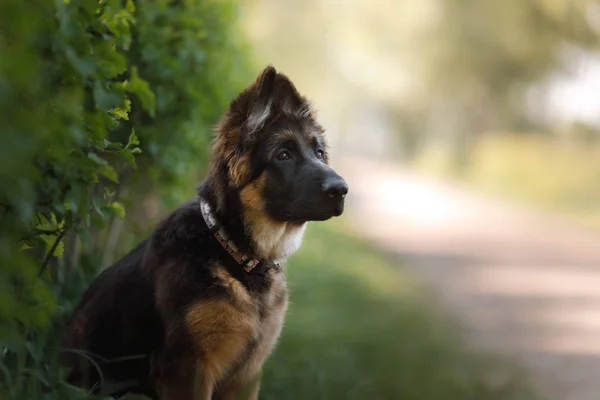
[61,66,348,400]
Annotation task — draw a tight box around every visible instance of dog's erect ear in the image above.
[272,73,304,115]
[245,66,308,133]
[246,66,277,133]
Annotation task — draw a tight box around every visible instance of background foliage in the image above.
[262,221,540,400]
[0,0,250,398]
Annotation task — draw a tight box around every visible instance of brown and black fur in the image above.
[61,66,348,400]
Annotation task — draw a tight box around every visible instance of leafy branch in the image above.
[37,228,67,278]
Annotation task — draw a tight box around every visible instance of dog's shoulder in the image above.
[146,198,211,263]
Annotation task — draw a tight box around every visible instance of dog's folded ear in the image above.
[246,66,307,133]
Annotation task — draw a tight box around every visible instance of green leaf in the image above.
[110,98,131,121]
[40,234,65,258]
[36,213,55,231]
[105,140,124,150]
[101,7,135,41]
[94,41,128,78]
[65,47,97,78]
[126,129,140,147]
[110,107,129,121]
[81,0,98,17]
[110,202,126,220]
[53,240,64,257]
[125,0,135,13]
[121,149,137,168]
[100,164,119,183]
[126,67,156,115]
[86,110,118,144]
[87,152,107,166]
[93,81,125,111]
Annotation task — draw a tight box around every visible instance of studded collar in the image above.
[199,197,279,273]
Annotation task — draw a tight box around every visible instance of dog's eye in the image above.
[316,150,325,160]
[276,150,291,161]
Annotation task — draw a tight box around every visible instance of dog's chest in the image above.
[235,268,288,382]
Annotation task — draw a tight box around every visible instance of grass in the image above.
[260,220,540,400]
[414,135,600,227]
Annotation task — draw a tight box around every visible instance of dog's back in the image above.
[62,198,217,397]
[62,239,163,397]
[62,197,284,399]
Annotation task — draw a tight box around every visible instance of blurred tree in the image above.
[244,0,599,165]
[403,0,599,165]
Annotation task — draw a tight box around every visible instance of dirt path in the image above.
[336,156,600,400]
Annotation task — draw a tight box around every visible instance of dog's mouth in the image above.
[282,200,345,223]
[334,201,345,217]
[282,212,308,224]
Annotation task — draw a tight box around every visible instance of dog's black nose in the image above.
[322,177,348,200]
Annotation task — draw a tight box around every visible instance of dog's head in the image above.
[210,66,348,225]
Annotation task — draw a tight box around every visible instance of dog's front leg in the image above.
[155,341,214,400]
[215,378,261,400]
[245,382,260,400]
[184,299,258,399]
[157,359,216,400]
[217,386,260,400]
[155,322,218,400]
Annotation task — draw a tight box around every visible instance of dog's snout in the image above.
[322,177,348,200]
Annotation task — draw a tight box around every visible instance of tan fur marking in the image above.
[185,299,259,394]
[213,266,253,308]
[240,173,266,213]
[278,129,301,142]
[241,273,287,385]
[218,269,288,399]
[240,174,306,261]
[230,152,251,187]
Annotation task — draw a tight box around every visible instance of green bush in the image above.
[0,0,250,398]
[120,0,252,205]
